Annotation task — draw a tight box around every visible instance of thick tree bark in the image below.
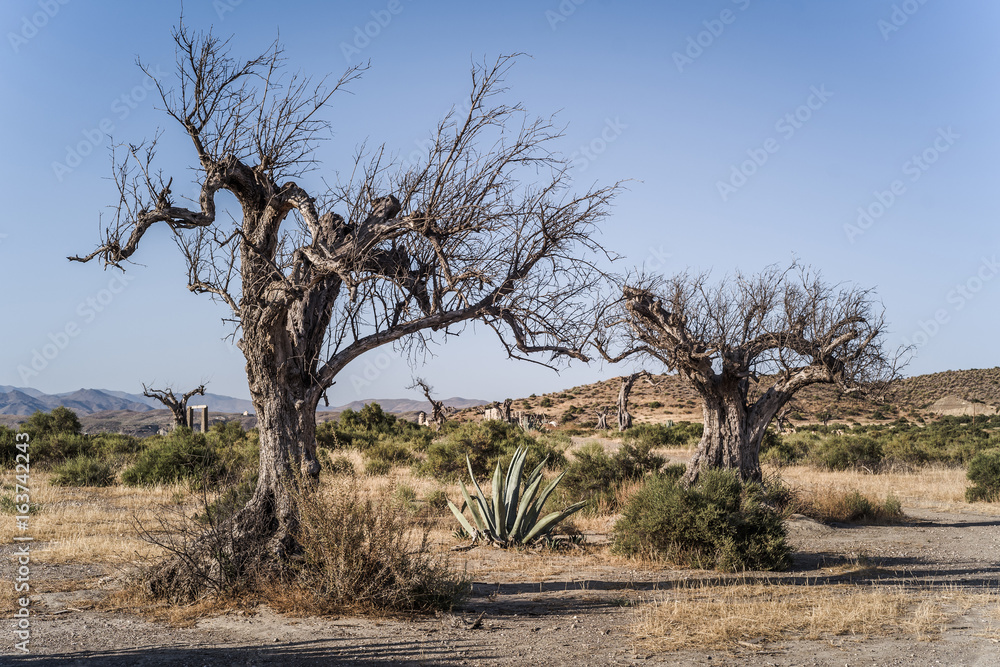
[682,379,789,485]
[684,387,757,484]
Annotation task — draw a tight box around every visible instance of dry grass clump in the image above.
[632,580,954,651]
[794,486,904,524]
[777,464,979,511]
[287,477,468,613]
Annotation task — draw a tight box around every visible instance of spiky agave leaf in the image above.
[503,447,528,533]
[509,469,546,540]
[523,471,569,531]
[466,455,496,536]
[459,480,486,533]
[447,500,478,540]
[491,460,505,541]
[520,501,588,544]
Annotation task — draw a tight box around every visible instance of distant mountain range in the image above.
[0,386,488,417]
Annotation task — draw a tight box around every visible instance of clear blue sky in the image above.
[1,0,998,404]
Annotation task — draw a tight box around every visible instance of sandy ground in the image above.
[2,502,999,666]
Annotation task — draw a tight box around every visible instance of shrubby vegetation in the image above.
[612,469,791,571]
[418,420,565,481]
[122,423,259,488]
[560,441,674,513]
[622,421,703,449]
[965,449,1000,502]
[760,414,1000,472]
[317,403,430,474]
[292,478,468,612]
[51,455,115,487]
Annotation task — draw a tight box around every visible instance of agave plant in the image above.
[448,446,587,547]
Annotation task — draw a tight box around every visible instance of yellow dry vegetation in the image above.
[631,580,996,651]
[777,464,996,513]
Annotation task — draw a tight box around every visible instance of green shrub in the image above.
[50,455,115,487]
[317,404,431,453]
[419,420,564,481]
[540,397,553,408]
[121,427,215,486]
[88,433,143,459]
[623,421,702,449]
[31,432,91,466]
[561,441,665,513]
[966,450,1000,502]
[612,469,791,572]
[364,440,415,466]
[0,426,19,467]
[22,406,82,438]
[812,435,884,471]
[760,430,809,466]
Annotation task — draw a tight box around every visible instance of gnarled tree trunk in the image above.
[617,371,650,431]
[684,386,758,484]
[595,407,609,430]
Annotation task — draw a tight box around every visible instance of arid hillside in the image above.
[456,367,1000,429]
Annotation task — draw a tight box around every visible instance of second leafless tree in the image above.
[598,264,905,484]
[142,383,207,429]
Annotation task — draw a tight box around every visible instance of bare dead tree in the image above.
[142,382,207,429]
[595,406,610,430]
[617,370,652,431]
[500,398,513,423]
[597,264,906,484]
[409,377,448,428]
[70,24,617,598]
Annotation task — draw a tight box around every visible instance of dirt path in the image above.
[5,506,1000,665]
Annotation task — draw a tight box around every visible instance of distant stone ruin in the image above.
[483,399,546,431]
[186,405,209,432]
